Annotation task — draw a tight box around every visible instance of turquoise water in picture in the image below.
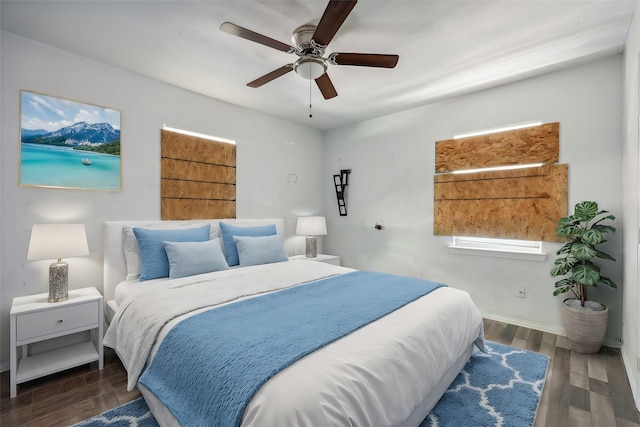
[20,143,121,191]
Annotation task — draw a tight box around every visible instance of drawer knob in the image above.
[57,319,63,323]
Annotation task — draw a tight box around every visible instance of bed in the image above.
[103,218,484,427]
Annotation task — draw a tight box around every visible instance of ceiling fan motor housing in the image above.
[292,25,323,54]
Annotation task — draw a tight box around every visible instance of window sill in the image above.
[447,246,548,262]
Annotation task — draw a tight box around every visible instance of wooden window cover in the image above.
[161,129,236,220]
[433,122,567,242]
[434,164,567,242]
[435,122,559,173]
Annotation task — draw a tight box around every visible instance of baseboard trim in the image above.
[482,313,622,348]
[0,361,9,373]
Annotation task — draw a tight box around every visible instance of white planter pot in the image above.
[562,298,608,353]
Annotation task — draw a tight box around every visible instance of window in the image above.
[433,121,567,245]
[448,236,546,262]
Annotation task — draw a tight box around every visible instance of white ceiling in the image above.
[1,1,637,130]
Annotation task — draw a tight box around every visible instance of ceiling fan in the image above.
[220,0,399,100]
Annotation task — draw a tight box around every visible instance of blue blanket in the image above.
[138,270,446,426]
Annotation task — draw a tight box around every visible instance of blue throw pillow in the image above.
[133,225,210,280]
[163,239,229,279]
[219,222,277,266]
[233,235,289,267]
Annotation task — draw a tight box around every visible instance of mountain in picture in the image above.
[21,129,49,138]
[21,121,120,155]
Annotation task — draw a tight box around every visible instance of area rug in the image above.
[422,341,549,427]
[72,341,548,427]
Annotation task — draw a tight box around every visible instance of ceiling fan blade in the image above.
[331,53,399,68]
[312,0,357,46]
[220,22,293,53]
[247,65,294,88]
[315,73,338,99]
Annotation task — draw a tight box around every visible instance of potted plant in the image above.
[550,201,618,353]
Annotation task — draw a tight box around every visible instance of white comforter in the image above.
[104,261,484,427]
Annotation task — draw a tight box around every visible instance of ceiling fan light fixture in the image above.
[294,57,327,80]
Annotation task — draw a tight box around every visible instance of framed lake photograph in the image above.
[19,90,121,191]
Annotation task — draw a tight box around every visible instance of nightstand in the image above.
[9,287,103,398]
[289,253,341,266]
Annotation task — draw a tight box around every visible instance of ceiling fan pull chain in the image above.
[309,76,313,118]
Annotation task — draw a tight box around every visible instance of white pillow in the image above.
[163,239,229,279]
[233,235,289,267]
[123,226,142,280]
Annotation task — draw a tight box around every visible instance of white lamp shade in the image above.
[27,224,90,260]
[296,216,327,236]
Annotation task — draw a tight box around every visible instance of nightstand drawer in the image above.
[16,301,99,342]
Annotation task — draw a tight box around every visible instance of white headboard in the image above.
[103,218,285,304]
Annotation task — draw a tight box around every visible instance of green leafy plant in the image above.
[550,201,617,307]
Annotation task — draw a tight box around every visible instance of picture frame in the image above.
[19,90,122,191]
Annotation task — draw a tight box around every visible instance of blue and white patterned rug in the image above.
[73,341,548,427]
[422,341,549,427]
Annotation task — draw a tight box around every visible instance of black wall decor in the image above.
[333,169,351,216]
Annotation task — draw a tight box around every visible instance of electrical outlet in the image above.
[516,287,526,298]
[294,248,300,255]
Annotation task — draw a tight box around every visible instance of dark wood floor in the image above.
[0,349,141,427]
[1,319,639,426]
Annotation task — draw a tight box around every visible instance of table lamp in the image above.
[27,224,90,302]
[296,216,327,258]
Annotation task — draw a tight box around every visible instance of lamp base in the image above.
[305,236,318,258]
[49,260,68,302]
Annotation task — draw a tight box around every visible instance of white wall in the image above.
[622,0,640,407]
[324,55,624,345]
[0,32,324,365]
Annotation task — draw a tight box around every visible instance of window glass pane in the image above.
[452,236,542,253]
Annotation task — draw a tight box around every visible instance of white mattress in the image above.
[105,261,484,427]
